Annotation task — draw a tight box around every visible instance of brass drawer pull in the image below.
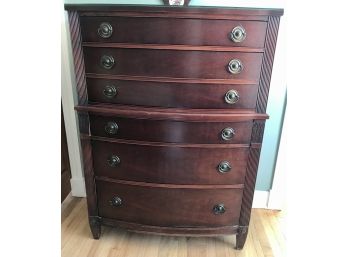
[225,89,240,104]
[218,161,231,173]
[97,22,113,38]
[213,204,225,215]
[101,55,115,69]
[103,85,117,98]
[109,196,122,207]
[107,155,121,167]
[230,26,246,43]
[105,121,118,135]
[228,59,243,74]
[221,127,235,141]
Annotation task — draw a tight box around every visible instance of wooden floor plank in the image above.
[249,213,266,257]
[61,197,286,257]
[251,209,275,257]
[258,210,285,257]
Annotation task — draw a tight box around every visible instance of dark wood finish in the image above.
[86,73,262,85]
[80,16,267,48]
[67,11,100,239]
[89,114,253,144]
[83,47,263,81]
[66,5,283,249]
[82,43,264,53]
[96,179,243,227]
[69,12,88,106]
[92,139,249,184]
[76,104,268,122]
[64,5,284,18]
[101,218,239,236]
[236,16,281,250]
[96,177,243,189]
[236,120,265,249]
[87,77,259,109]
[87,135,250,149]
[78,12,271,22]
[61,105,71,202]
[256,16,281,113]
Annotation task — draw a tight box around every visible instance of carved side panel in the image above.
[251,120,266,143]
[80,136,98,216]
[237,15,281,249]
[256,16,281,113]
[67,11,98,222]
[68,11,88,105]
[238,119,265,228]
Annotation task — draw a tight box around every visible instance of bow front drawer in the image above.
[80,16,267,48]
[89,114,253,144]
[83,47,263,82]
[87,77,258,109]
[92,140,249,185]
[97,180,243,227]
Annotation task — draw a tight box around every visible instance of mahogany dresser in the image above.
[65,4,283,249]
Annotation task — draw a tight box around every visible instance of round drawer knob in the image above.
[230,26,246,43]
[107,155,121,167]
[105,121,118,135]
[225,89,240,104]
[218,161,231,173]
[103,85,117,98]
[221,127,235,141]
[101,55,115,70]
[97,22,113,38]
[213,204,226,215]
[109,196,122,207]
[228,59,243,74]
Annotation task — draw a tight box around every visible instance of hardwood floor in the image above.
[62,195,286,257]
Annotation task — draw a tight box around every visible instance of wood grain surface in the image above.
[86,77,259,109]
[91,139,249,185]
[80,16,267,48]
[96,180,243,227]
[89,115,253,144]
[83,47,263,81]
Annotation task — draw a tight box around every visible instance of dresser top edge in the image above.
[64,4,284,16]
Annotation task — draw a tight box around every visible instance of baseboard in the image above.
[252,190,270,208]
[70,178,86,197]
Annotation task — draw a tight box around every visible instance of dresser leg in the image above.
[235,226,248,250]
[89,216,101,239]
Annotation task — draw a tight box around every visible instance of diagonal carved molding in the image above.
[256,16,280,113]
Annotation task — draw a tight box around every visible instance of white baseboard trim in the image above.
[267,188,285,210]
[252,190,270,209]
[70,178,86,197]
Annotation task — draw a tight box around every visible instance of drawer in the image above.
[83,47,263,82]
[87,77,258,109]
[92,140,249,184]
[80,16,267,48]
[96,180,243,227]
[89,115,253,144]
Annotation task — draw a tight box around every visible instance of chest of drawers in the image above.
[65,4,283,249]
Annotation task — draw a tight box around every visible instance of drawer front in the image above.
[87,78,258,109]
[83,48,263,82]
[92,140,249,184]
[97,180,243,227]
[80,16,267,48]
[89,115,253,144]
